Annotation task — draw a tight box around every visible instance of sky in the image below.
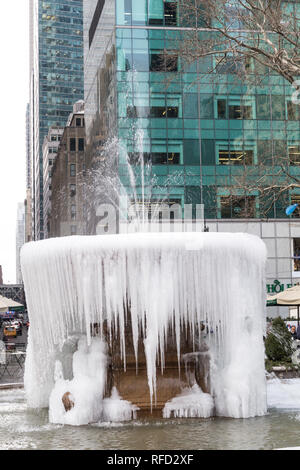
[0,2,29,283]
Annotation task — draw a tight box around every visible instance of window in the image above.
[71,205,76,221]
[294,239,300,272]
[151,107,168,118]
[128,152,180,165]
[148,0,164,25]
[78,138,85,151]
[164,2,177,25]
[70,138,76,151]
[224,3,246,29]
[166,152,180,164]
[217,99,227,119]
[287,101,300,120]
[71,225,77,235]
[150,53,178,72]
[148,0,177,26]
[271,95,285,120]
[217,97,253,119]
[256,95,270,119]
[76,118,82,127]
[70,164,76,177]
[291,195,300,217]
[165,107,178,118]
[150,53,164,71]
[289,145,300,165]
[127,106,178,118]
[215,56,245,74]
[218,148,254,165]
[124,0,132,24]
[165,54,178,72]
[229,104,252,119]
[220,196,256,218]
[70,184,76,197]
[125,52,149,71]
[125,51,178,72]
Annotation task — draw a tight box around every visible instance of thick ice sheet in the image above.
[21,232,267,419]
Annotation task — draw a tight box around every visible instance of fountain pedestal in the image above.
[105,322,210,416]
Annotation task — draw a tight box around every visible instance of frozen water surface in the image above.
[0,381,300,449]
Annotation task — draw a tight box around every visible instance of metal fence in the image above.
[0,351,26,384]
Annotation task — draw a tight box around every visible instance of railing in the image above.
[3,342,26,352]
[0,351,26,383]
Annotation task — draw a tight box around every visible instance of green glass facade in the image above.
[38,1,83,150]
[32,0,84,239]
[85,0,300,224]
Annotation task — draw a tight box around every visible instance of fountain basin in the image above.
[21,232,267,423]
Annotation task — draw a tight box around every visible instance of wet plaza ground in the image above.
[0,324,299,451]
[0,385,300,450]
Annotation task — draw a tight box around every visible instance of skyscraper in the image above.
[25,103,32,244]
[16,203,25,284]
[29,0,84,240]
[84,0,300,316]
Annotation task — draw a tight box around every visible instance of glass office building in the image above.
[85,0,300,219]
[84,0,300,306]
[30,0,84,240]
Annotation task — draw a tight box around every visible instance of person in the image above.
[291,325,297,340]
[296,324,300,340]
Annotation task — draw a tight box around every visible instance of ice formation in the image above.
[48,337,138,425]
[267,376,300,410]
[21,232,267,421]
[163,384,215,418]
[49,337,107,425]
[102,387,139,422]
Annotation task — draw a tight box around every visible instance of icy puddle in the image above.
[0,380,300,450]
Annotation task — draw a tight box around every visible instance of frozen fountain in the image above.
[21,231,267,425]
